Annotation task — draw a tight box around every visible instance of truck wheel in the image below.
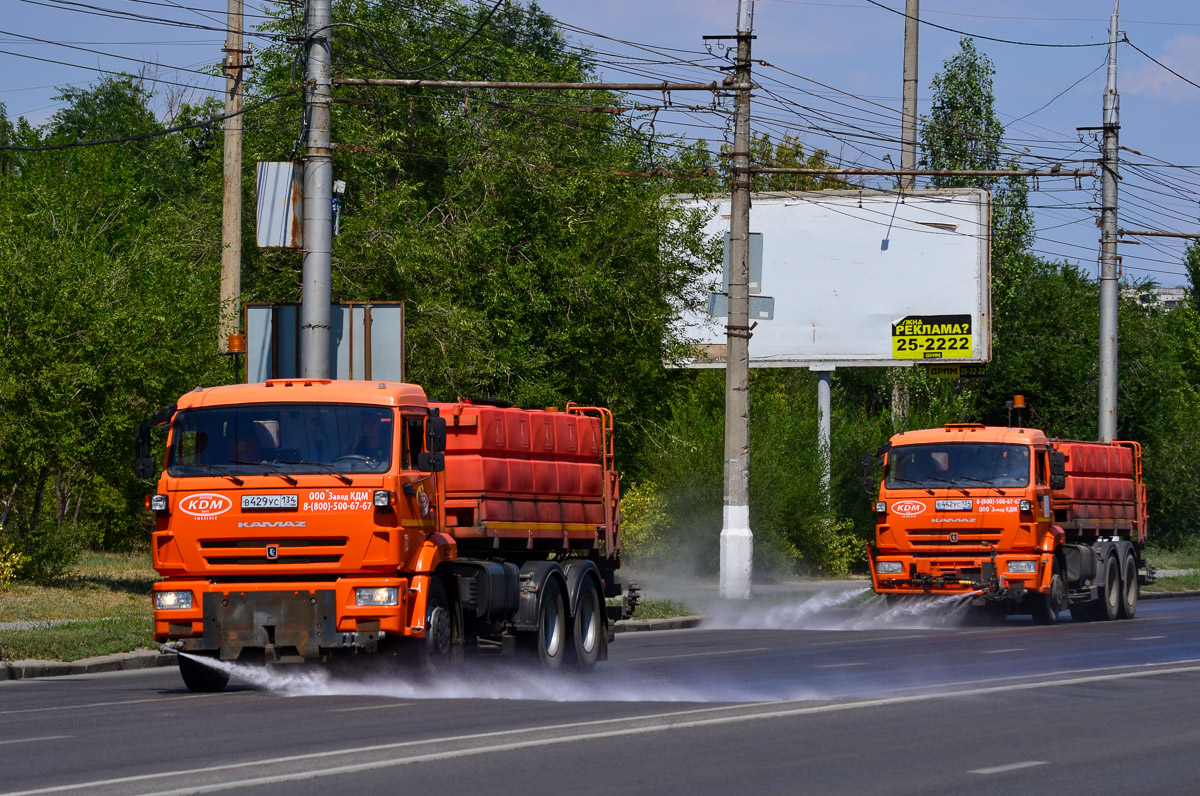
[568,578,602,672]
[524,577,566,670]
[178,653,229,693]
[1032,570,1065,625]
[1118,554,1139,620]
[1098,553,1121,621]
[418,578,454,670]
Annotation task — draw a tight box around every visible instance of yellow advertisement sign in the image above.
[892,314,973,360]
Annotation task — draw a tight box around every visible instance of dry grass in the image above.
[0,551,158,662]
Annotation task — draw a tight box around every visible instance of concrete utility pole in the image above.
[720,0,755,600]
[900,0,919,190]
[1099,0,1120,442]
[218,0,244,353]
[301,0,334,378]
[891,0,919,430]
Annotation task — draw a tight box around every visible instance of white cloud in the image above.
[1123,34,1200,101]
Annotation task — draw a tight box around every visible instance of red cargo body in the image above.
[434,402,616,556]
[1051,440,1146,541]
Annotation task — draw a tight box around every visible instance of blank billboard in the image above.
[677,188,991,368]
[244,302,404,383]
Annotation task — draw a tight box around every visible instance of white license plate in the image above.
[242,494,299,510]
[935,499,973,511]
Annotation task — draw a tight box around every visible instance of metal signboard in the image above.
[676,188,991,368]
[256,162,303,249]
[244,302,404,383]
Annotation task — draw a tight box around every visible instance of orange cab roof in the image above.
[890,424,1048,447]
[175,379,430,410]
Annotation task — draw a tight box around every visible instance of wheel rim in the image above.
[428,605,451,656]
[1106,558,1120,614]
[1123,558,1138,612]
[543,598,563,657]
[578,594,598,654]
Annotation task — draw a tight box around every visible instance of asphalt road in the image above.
[4,590,1200,795]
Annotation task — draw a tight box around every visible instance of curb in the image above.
[1141,588,1200,600]
[0,649,174,682]
[614,616,704,633]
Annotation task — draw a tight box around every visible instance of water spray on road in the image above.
[700,587,983,631]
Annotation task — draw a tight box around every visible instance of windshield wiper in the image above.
[924,476,969,495]
[278,459,352,485]
[957,476,1006,495]
[889,477,933,494]
[175,463,243,485]
[230,459,298,486]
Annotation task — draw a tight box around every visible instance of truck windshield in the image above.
[167,404,394,477]
[885,443,1030,489]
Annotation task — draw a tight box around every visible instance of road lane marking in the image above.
[329,703,414,712]
[0,736,72,746]
[1130,636,1165,641]
[15,661,1200,796]
[627,647,769,662]
[810,634,931,646]
[0,693,232,716]
[981,648,1026,654]
[812,663,867,669]
[970,760,1047,775]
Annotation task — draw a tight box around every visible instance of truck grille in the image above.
[905,529,1001,550]
[198,538,348,567]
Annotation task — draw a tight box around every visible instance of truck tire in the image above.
[418,578,454,670]
[524,577,566,670]
[1097,553,1121,621]
[178,653,230,693]
[568,577,602,672]
[1031,568,1065,625]
[1118,554,1139,620]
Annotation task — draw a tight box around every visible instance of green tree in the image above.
[922,38,1035,312]
[242,0,717,468]
[0,77,226,578]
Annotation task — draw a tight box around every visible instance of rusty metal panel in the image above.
[256,161,303,249]
[203,589,335,660]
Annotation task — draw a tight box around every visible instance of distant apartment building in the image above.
[1128,286,1188,311]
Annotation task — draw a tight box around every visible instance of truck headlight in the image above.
[874,501,887,513]
[1006,560,1037,574]
[876,561,904,575]
[355,587,399,607]
[155,591,193,610]
[149,494,168,511]
[373,490,392,508]
[1018,499,1033,512]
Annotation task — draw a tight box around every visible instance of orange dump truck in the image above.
[135,379,630,691]
[867,422,1150,623]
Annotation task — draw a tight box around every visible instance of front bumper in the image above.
[867,545,1048,601]
[153,577,412,661]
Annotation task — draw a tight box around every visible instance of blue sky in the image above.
[3,0,1198,283]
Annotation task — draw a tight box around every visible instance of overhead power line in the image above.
[861,0,1109,48]
[0,87,298,151]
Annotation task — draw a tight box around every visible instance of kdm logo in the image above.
[892,500,926,517]
[178,493,232,517]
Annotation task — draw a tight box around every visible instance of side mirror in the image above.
[134,422,157,480]
[861,476,876,494]
[860,453,872,478]
[426,414,446,455]
[418,414,447,472]
[1049,450,1067,490]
